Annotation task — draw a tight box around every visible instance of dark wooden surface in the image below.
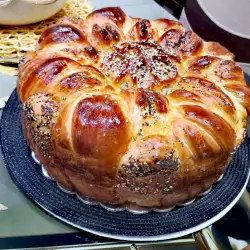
[155,0,186,18]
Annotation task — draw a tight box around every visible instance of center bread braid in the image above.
[18,7,250,208]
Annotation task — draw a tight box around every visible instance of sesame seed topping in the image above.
[102,40,177,89]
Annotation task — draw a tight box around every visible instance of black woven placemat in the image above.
[0,90,249,241]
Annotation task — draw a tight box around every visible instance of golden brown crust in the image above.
[72,95,131,175]
[18,7,250,208]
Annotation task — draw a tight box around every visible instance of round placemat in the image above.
[1,90,250,241]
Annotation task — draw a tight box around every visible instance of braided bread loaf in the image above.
[18,7,250,208]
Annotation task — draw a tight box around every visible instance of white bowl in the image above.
[197,0,250,40]
[0,0,66,25]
